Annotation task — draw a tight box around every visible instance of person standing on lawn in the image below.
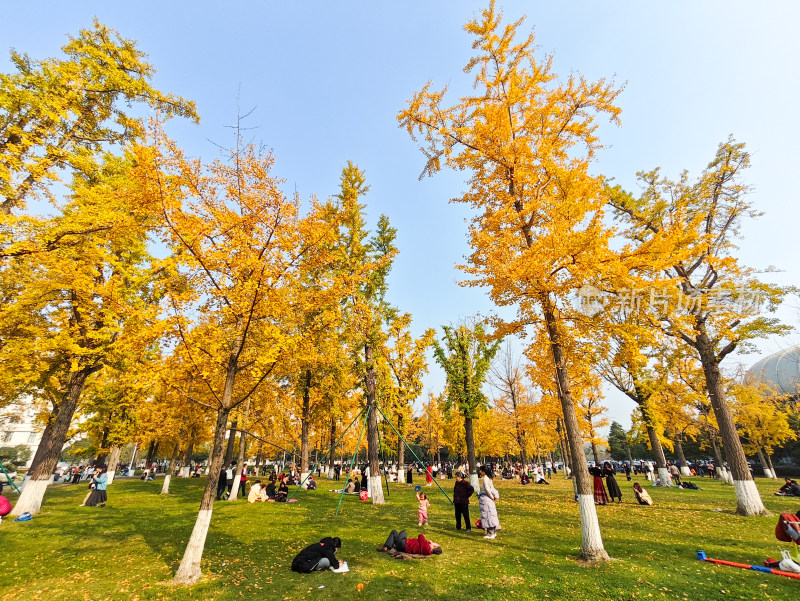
[477,465,500,539]
[453,471,474,531]
[589,465,609,505]
[84,466,108,507]
[603,462,622,503]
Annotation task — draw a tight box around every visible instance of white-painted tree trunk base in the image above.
[680,466,692,477]
[300,472,311,489]
[107,470,116,485]
[763,468,775,479]
[180,467,190,478]
[11,479,49,516]
[717,467,733,484]
[21,475,31,490]
[161,474,172,495]
[657,467,672,486]
[734,479,769,516]
[173,508,213,585]
[228,475,241,501]
[577,494,610,561]
[369,475,385,504]
[48,474,55,484]
[469,474,480,489]
[327,468,335,479]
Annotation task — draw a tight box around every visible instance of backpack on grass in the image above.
[775,512,800,544]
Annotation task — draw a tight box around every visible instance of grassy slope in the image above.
[0,475,797,600]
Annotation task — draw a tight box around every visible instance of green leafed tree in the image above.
[432,322,500,488]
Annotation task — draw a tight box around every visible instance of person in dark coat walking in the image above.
[291,537,342,572]
[406,464,413,486]
[453,471,474,531]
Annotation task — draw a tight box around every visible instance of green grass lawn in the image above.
[1,475,797,600]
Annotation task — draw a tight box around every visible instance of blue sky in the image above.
[5,1,800,429]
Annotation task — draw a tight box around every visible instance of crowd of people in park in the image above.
[42,452,782,520]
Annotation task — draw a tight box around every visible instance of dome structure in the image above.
[745,345,800,397]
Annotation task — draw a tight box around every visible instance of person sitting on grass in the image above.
[248,480,268,503]
[275,477,289,502]
[291,537,342,573]
[633,482,653,506]
[307,474,317,490]
[775,478,800,497]
[379,529,442,556]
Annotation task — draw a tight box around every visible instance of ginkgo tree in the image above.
[609,138,789,515]
[336,162,398,505]
[731,380,794,480]
[9,155,170,516]
[382,314,435,470]
[432,322,500,488]
[139,126,349,585]
[399,2,684,560]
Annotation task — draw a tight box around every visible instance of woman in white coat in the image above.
[477,465,501,539]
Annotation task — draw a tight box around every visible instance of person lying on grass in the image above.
[291,537,342,573]
[378,529,442,556]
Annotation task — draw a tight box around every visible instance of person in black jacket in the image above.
[453,472,475,531]
[217,466,228,500]
[291,537,342,573]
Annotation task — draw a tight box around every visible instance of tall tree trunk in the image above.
[229,400,250,500]
[542,295,609,561]
[300,370,312,485]
[696,335,768,515]
[12,366,94,516]
[173,336,242,585]
[224,419,237,467]
[531,429,542,468]
[641,404,671,487]
[766,451,777,480]
[591,441,599,465]
[674,432,692,477]
[106,445,122,485]
[328,419,336,478]
[162,442,181,494]
[172,406,230,585]
[364,344,384,504]
[144,440,158,469]
[128,442,139,475]
[181,441,193,478]
[709,430,727,482]
[514,417,528,465]
[557,419,571,477]
[397,414,405,475]
[756,448,774,479]
[95,426,110,466]
[626,446,634,469]
[465,414,479,489]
